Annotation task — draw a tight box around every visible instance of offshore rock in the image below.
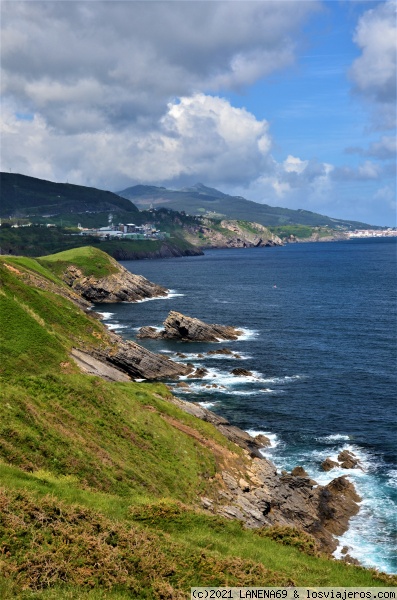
[138,310,242,342]
[231,368,253,377]
[63,261,168,303]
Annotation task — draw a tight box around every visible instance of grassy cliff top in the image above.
[0,251,394,597]
[38,246,121,278]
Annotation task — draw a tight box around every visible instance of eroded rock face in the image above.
[63,263,168,303]
[91,331,193,380]
[138,311,242,342]
[167,394,362,555]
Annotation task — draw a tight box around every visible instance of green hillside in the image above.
[118,183,377,230]
[0,248,394,597]
[0,172,139,219]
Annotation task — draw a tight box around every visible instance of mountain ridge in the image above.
[118,182,378,230]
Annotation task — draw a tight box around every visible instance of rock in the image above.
[254,434,271,447]
[341,545,349,555]
[321,457,339,471]
[138,311,242,342]
[231,368,253,377]
[342,554,360,566]
[207,348,234,356]
[201,497,213,510]
[338,450,360,469]
[165,394,362,555]
[239,478,251,492]
[187,367,208,379]
[92,330,193,380]
[176,382,190,388]
[291,466,309,477]
[176,352,187,358]
[63,262,168,303]
[136,326,160,339]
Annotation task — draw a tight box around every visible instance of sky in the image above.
[1,1,396,226]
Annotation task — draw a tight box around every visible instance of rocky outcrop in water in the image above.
[62,262,168,303]
[321,450,362,472]
[138,311,242,342]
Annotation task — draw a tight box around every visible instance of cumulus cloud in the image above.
[1,94,274,190]
[1,1,319,134]
[350,0,397,128]
[331,161,382,182]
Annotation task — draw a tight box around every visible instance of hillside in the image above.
[118,182,377,230]
[0,172,139,219]
[0,247,394,597]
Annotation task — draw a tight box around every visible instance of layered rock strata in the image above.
[62,262,168,303]
[88,331,193,380]
[138,311,242,342]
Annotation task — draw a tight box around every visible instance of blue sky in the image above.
[1,1,396,225]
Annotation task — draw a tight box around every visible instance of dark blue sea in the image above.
[94,238,397,574]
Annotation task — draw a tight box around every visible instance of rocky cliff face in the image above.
[89,330,193,380]
[168,396,361,555]
[62,263,168,303]
[183,219,283,249]
[138,311,242,342]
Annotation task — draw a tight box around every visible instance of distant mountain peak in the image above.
[180,183,228,198]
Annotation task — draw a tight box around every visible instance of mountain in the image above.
[118,182,377,230]
[0,172,140,218]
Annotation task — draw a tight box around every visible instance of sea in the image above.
[94,238,397,574]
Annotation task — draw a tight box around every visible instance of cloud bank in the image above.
[1,1,395,225]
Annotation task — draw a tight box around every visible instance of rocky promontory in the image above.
[138,310,242,342]
[62,262,168,303]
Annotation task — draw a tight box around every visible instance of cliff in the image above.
[1,249,393,595]
[39,246,169,303]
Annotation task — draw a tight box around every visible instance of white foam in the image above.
[106,323,128,331]
[386,469,397,489]
[96,311,114,320]
[261,374,303,384]
[236,328,260,341]
[317,433,351,443]
[198,400,219,409]
[246,429,280,449]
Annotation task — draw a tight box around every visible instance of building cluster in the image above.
[78,221,170,240]
[347,228,397,238]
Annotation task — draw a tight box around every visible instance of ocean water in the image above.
[94,238,397,574]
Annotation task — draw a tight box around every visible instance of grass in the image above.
[1,248,395,597]
[39,246,120,278]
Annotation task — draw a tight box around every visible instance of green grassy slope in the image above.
[0,172,139,217]
[0,250,394,597]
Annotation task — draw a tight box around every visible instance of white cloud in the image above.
[1,1,319,134]
[283,155,309,174]
[350,0,397,128]
[0,94,273,189]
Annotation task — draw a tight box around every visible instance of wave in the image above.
[106,323,128,331]
[135,289,185,303]
[246,429,281,449]
[236,328,260,341]
[95,311,114,320]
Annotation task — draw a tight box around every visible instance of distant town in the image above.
[346,228,397,238]
[77,218,170,241]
